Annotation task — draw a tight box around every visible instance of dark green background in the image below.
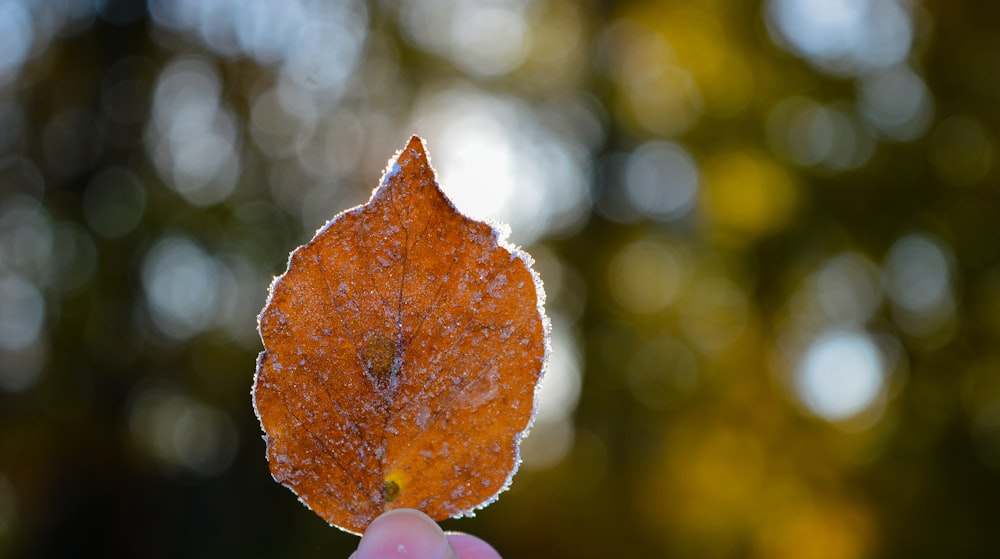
[1,0,999,557]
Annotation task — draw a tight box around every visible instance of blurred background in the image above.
[1,0,999,557]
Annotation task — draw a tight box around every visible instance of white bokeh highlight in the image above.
[766,0,913,76]
[624,141,699,222]
[795,329,885,421]
[142,235,219,339]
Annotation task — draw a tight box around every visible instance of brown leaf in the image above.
[252,135,549,534]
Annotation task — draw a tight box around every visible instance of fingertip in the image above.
[446,533,502,559]
[354,509,456,559]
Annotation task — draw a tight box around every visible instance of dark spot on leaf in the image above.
[383,480,400,503]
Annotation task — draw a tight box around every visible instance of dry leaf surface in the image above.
[253,135,548,534]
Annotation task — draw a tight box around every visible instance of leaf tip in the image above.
[399,135,433,174]
[378,134,432,190]
[405,134,426,155]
